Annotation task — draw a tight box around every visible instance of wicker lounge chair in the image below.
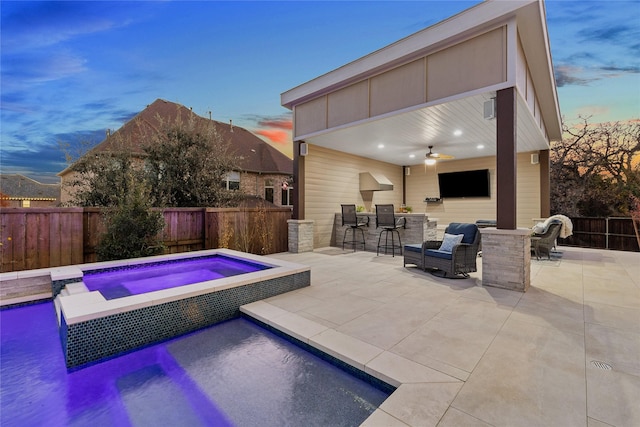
[531,221,562,260]
[404,222,480,278]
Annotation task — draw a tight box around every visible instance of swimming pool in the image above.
[1,302,392,426]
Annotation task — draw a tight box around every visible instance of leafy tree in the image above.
[143,114,243,207]
[96,179,165,261]
[550,117,640,217]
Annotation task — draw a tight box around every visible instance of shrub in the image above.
[96,184,165,261]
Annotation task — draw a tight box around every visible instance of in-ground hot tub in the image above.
[55,249,310,369]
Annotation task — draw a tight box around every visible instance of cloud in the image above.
[247,113,293,145]
[1,2,137,52]
[555,63,639,88]
[254,129,290,145]
[600,65,640,75]
[0,142,69,183]
[554,65,596,87]
[258,119,293,130]
[578,25,632,43]
[2,50,87,88]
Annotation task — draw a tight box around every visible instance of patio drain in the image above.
[591,360,612,370]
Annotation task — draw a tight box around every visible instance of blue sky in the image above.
[1,1,639,183]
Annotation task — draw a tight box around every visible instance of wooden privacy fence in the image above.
[1,207,292,273]
[561,217,639,252]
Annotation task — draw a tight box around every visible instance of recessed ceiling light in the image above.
[453,129,463,136]
[378,144,384,149]
[409,154,415,158]
[477,144,485,149]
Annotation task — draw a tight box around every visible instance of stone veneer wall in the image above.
[333,213,437,252]
[288,219,314,253]
[1,274,51,302]
[61,271,311,369]
[480,228,531,292]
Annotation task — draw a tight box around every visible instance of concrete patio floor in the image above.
[242,246,640,427]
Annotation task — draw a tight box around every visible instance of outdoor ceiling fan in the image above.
[424,145,454,165]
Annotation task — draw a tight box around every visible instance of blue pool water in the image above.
[1,303,391,426]
[83,255,272,300]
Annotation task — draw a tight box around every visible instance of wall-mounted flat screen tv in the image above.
[438,169,490,198]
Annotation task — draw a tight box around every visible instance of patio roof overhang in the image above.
[281,0,561,166]
[291,93,550,166]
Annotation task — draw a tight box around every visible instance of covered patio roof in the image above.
[293,94,550,166]
[282,0,561,166]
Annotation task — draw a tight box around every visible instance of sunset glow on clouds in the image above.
[1,1,638,183]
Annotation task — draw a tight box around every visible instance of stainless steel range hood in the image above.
[359,172,394,191]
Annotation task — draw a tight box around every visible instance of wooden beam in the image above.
[496,87,517,229]
[293,141,305,220]
[539,149,550,217]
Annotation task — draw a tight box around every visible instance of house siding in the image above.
[405,152,541,228]
[304,144,403,248]
[294,26,507,140]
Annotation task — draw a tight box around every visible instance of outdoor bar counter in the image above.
[332,212,438,252]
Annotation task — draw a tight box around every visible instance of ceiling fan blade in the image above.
[425,146,454,160]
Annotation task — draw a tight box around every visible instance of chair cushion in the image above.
[446,223,477,244]
[425,249,453,260]
[404,244,423,253]
[532,218,562,235]
[439,233,464,252]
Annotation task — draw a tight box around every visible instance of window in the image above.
[264,179,274,203]
[281,186,293,206]
[22,200,31,208]
[223,171,240,190]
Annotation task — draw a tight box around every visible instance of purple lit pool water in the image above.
[83,255,272,300]
[1,303,391,426]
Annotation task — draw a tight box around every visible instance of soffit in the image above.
[301,92,548,166]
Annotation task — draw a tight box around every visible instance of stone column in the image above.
[480,228,531,292]
[424,217,438,241]
[287,219,314,253]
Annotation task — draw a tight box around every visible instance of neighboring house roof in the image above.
[59,99,292,176]
[0,174,60,200]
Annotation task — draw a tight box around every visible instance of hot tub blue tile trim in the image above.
[52,278,83,298]
[62,270,310,369]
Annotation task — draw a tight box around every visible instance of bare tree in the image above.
[60,134,143,207]
[143,113,243,207]
[550,117,640,217]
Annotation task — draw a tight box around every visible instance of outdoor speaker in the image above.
[299,142,308,156]
[483,99,495,120]
[531,153,539,164]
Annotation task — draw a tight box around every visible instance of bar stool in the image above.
[375,204,405,256]
[341,204,368,251]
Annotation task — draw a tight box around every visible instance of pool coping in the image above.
[56,249,309,325]
[240,300,465,426]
